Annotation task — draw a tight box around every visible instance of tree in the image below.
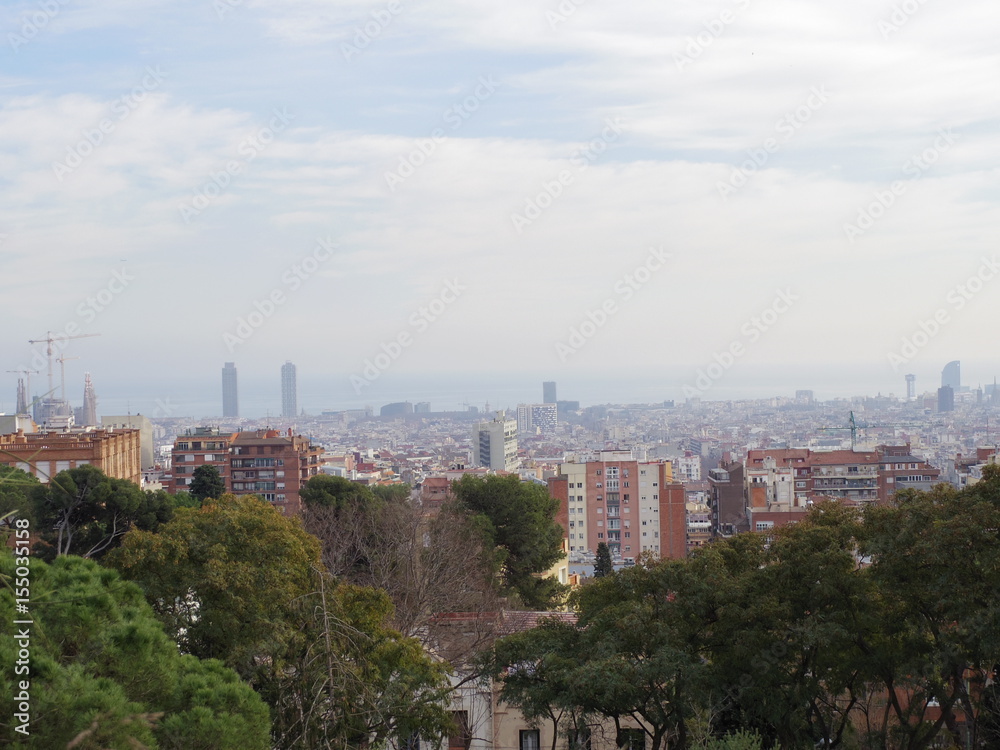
[0,464,39,532]
[262,573,454,750]
[858,466,1000,750]
[593,542,614,578]
[451,474,566,609]
[0,549,269,748]
[484,616,587,750]
[189,464,226,503]
[30,465,173,560]
[371,483,412,504]
[304,498,503,667]
[107,493,322,674]
[108,493,455,750]
[300,473,379,511]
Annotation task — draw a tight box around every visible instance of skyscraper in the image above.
[905,374,915,401]
[942,360,961,391]
[222,362,239,417]
[938,385,955,413]
[281,361,297,418]
[543,381,557,404]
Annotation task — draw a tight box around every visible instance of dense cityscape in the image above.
[6,0,1000,747]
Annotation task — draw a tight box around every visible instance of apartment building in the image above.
[166,427,323,515]
[548,450,686,564]
[166,427,232,494]
[0,427,141,484]
[743,444,941,532]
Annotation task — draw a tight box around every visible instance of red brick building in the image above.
[549,450,687,564]
[166,427,323,515]
[0,428,141,484]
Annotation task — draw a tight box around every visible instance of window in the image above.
[449,712,471,750]
[520,730,540,750]
[595,470,602,476]
[401,733,420,750]
[623,481,629,487]
[598,533,604,539]
[619,729,645,750]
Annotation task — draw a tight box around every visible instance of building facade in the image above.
[472,414,518,472]
[166,427,233,494]
[0,428,141,484]
[516,403,557,435]
[228,429,323,515]
[222,362,239,417]
[166,427,323,514]
[281,360,297,418]
[549,450,686,565]
[542,381,557,404]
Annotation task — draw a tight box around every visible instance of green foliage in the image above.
[189,464,226,503]
[265,578,454,750]
[0,551,270,748]
[593,542,614,578]
[487,468,1000,750]
[30,465,173,560]
[0,464,39,532]
[301,473,379,510]
[108,493,453,750]
[107,493,322,673]
[371,482,412,504]
[701,730,770,750]
[451,474,566,609]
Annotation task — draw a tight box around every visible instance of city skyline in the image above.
[2,1,999,401]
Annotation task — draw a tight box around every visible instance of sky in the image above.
[2,0,999,417]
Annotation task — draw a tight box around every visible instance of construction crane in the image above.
[27,331,100,397]
[818,411,919,451]
[56,355,79,401]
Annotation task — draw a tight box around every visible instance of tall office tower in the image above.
[15,378,28,415]
[281,361,297,418]
[81,373,98,426]
[905,374,916,401]
[942,360,961,391]
[543,381,557,404]
[937,385,955,413]
[472,412,519,471]
[222,362,239,417]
